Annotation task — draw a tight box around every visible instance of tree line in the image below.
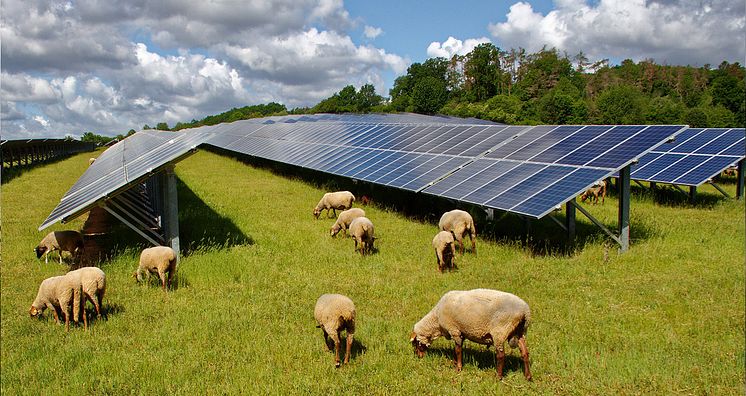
[97,44,743,139]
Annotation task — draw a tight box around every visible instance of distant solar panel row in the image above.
[628,128,745,186]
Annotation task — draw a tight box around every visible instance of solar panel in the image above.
[425,125,685,217]
[628,128,745,186]
[42,113,687,234]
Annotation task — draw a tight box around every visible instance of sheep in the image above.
[88,157,96,165]
[360,195,371,206]
[65,267,106,320]
[438,210,476,255]
[314,294,356,367]
[29,275,84,332]
[349,217,375,255]
[580,180,607,205]
[330,208,366,237]
[313,191,355,219]
[34,230,84,264]
[410,288,532,380]
[432,231,456,272]
[134,246,177,290]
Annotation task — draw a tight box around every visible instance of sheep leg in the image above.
[496,345,505,379]
[47,303,60,324]
[344,332,353,364]
[90,295,102,319]
[159,271,167,291]
[436,252,443,272]
[321,329,331,351]
[168,269,175,290]
[454,341,463,372]
[332,335,341,368]
[470,234,476,255]
[518,335,532,381]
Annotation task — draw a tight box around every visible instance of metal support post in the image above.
[737,159,744,199]
[566,198,576,242]
[161,166,180,262]
[650,182,656,189]
[689,186,696,203]
[618,166,631,253]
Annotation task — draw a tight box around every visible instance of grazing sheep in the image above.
[580,180,607,205]
[35,230,84,264]
[29,275,84,332]
[438,210,476,255]
[88,158,96,165]
[313,191,355,219]
[349,217,375,255]
[410,289,532,380]
[360,195,371,206]
[66,267,106,320]
[722,166,737,177]
[330,208,366,237]
[314,294,356,367]
[134,246,177,290]
[432,231,456,272]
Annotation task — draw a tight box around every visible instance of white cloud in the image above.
[427,36,492,58]
[364,25,383,39]
[488,0,746,65]
[33,115,50,128]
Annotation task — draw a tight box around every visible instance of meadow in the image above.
[1,149,743,395]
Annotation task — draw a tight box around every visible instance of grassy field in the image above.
[2,149,744,395]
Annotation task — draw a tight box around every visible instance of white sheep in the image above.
[349,216,375,255]
[432,231,456,272]
[134,246,177,290]
[410,288,532,380]
[438,210,476,255]
[65,267,106,320]
[314,294,356,367]
[35,230,84,264]
[330,208,366,237]
[29,275,84,332]
[313,191,355,219]
[88,157,96,165]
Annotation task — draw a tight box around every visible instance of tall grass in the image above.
[2,150,743,395]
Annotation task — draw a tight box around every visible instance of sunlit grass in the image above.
[2,150,743,394]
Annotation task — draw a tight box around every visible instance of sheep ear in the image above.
[409,331,416,343]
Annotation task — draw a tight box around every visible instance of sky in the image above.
[2,0,744,139]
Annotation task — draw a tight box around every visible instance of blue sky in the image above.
[2,0,744,139]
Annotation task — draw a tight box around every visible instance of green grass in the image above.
[2,150,744,395]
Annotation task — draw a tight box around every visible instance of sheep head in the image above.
[313,208,321,219]
[34,246,47,259]
[330,224,341,237]
[410,331,429,358]
[29,305,43,317]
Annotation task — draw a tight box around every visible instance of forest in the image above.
[129,44,745,135]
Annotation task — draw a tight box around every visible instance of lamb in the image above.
[314,294,356,367]
[88,157,96,165]
[410,288,532,380]
[29,275,84,332]
[438,210,476,255]
[134,246,177,290]
[432,231,456,272]
[313,191,355,219]
[330,208,366,237]
[349,217,375,255]
[34,230,84,264]
[580,180,607,205]
[65,267,106,320]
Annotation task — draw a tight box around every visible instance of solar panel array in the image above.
[40,113,688,231]
[39,128,214,230]
[627,128,745,186]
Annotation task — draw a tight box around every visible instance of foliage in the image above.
[312,84,384,113]
[595,85,647,124]
[80,132,117,146]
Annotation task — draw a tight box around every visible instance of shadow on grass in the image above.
[627,183,731,209]
[135,273,191,291]
[321,336,367,364]
[203,147,662,257]
[428,345,526,375]
[1,153,93,185]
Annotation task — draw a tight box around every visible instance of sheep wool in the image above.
[330,208,366,237]
[348,216,375,255]
[432,231,456,272]
[35,230,84,264]
[314,294,356,367]
[29,275,84,332]
[438,210,476,254]
[313,191,355,219]
[411,289,532,380]
[65,267,106,319]
[135,246,177,290]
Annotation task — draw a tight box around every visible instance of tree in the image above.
[537,77,587,124]
[127,129,136,136]
[596,85,646,124]
[684,107,708,127]
[412,77,448,114]
[644,96,685,124]
[464,43,501,101]
[156,122,169,131]
[355,84,383,112]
